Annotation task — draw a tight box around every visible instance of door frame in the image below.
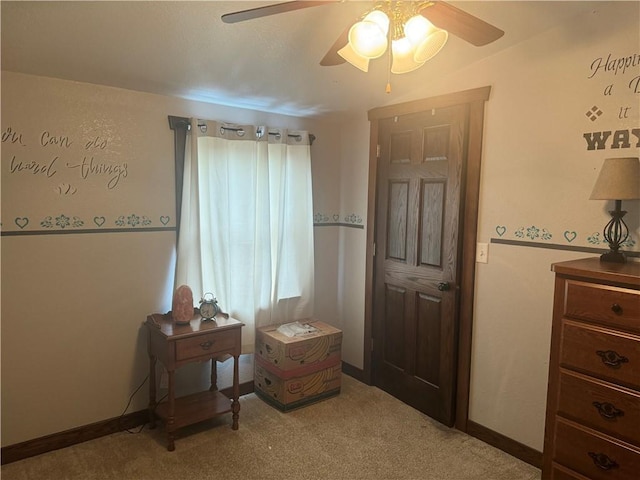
[363,86,491,432]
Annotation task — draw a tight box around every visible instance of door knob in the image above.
[437,282,450,291]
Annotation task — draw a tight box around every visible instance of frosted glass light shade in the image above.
[590,157,640,200]
[349,20,388,59]
[414,29,448,63]
[338,43,370,72]
[404,15,431,44]
[364,10,389,35]
[391,37,425,74]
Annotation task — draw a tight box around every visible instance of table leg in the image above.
[209,357,218,392]
[167,370,175,451]
[231,354,240,430]
[148,354,157,429]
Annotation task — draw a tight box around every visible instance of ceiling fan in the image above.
[221,1,504,69]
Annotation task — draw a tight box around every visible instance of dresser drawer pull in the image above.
[610,303,623,315]
[199,340,215,350]
[588,452,619,470]
[596,350,629,367]
[592,401,624,419]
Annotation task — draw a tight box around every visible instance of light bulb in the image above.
[349,20,388,59]
[364,10,390,36]
[392,36,413,56]
[404,15,432,45]
[391,37,424,74]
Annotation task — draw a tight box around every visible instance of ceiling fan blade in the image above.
[420,1,504,46]
[319,23,351,66]
[222,1,332,24]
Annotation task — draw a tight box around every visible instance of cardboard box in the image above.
[255,321,342,372]
[254,321,342,411]
[254,359,341,411]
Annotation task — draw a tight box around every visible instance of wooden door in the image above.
[372,104,468,427]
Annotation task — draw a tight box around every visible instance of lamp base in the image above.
[600,250,627,263]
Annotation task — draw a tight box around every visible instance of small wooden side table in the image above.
[145,312,244,451]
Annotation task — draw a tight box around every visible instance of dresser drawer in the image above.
[551,463,591,480]
[175,329,238,362]
[557,369,640,445]
[554,418,640,480]
[564,280,640,331]
[560,320,640,389]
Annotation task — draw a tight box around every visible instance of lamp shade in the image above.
[590,157,640,200]
[414,29,448,63]
[391,37,425,74]
[337,43,370,72]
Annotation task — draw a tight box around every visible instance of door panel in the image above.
[420,179,446,267]
[390,131,412,164]
[383,284,407,370]
[416,292,442,387]
[387,181,409,261]
[373,105,468,427]
[423,124,451,161]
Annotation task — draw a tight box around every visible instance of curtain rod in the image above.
[196,123,315,145]
[168,116,315,145]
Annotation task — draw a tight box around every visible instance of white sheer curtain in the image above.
[175,119,314,353]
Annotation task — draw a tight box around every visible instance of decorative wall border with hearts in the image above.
[2,213,175,234]
[313,212,364,229]
[493,224,637,248]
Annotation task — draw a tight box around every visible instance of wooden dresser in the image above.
[542,258,640,479]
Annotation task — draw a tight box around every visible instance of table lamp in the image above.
[589,157,640,263]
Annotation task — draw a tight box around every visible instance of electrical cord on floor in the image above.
[128,392,168,434]
[118,374,149,434]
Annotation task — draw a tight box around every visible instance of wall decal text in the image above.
[583,50,639,150]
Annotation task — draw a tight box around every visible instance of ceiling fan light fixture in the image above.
[337,43,370,72]
[413,29,448,63]
[348,19,388,59]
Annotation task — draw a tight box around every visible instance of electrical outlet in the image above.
[476,242,489,264]
[160,368,168,389]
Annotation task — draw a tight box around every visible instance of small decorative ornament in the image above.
[199,292,221,322]
[172,285,194,325]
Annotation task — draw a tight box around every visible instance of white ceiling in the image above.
[1,1,614,118]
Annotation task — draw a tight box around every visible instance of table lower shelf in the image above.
[154,390,233,431]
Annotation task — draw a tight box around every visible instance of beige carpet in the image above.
[2,375,540,480]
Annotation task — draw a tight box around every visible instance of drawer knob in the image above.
[199,340,214,350]
[588,452,619,470]
[592,401,624,419]
[596,349,629,367]
[611,303,623,315]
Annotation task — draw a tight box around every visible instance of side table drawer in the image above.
[554,418,640,480]
[557,369,640,445]
[560,320,640,389]
[175,329,238,362]
[551,463,591,480]
[564,281,640,331]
